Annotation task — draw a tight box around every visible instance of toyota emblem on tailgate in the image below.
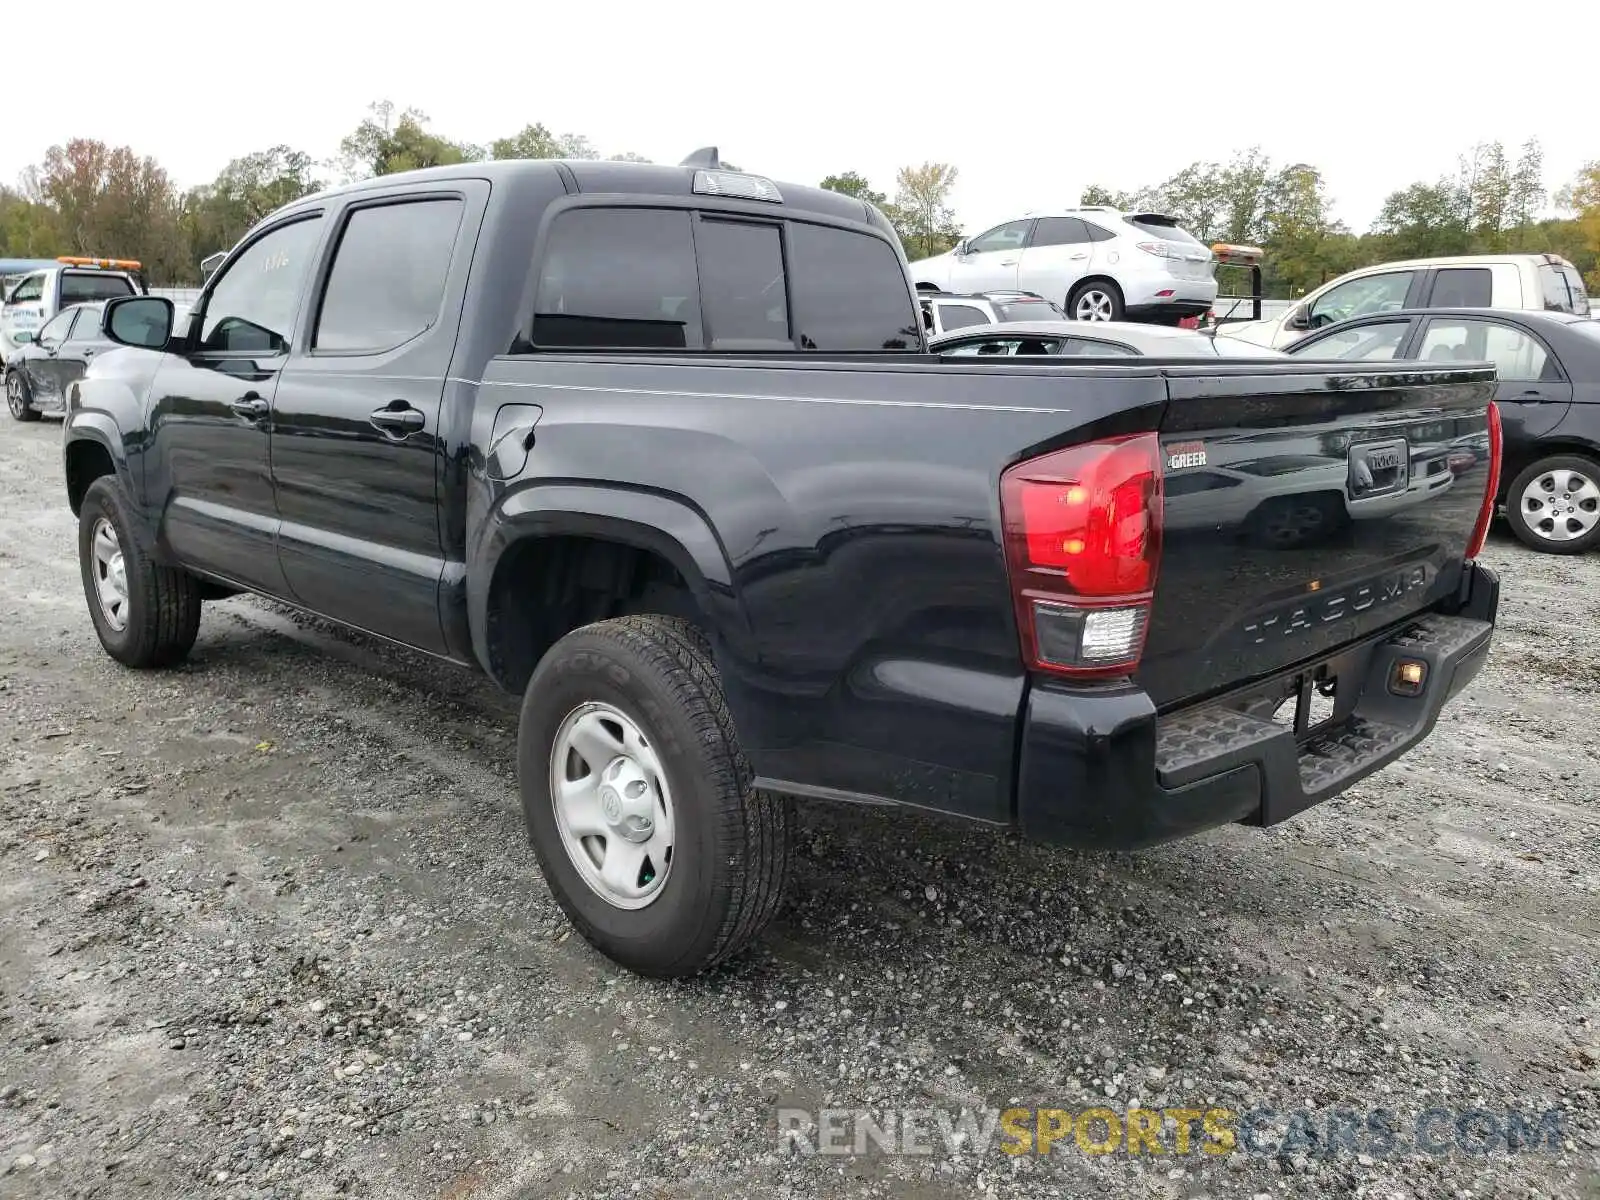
[1348,437,1409,499]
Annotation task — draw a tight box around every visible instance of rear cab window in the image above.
[935,303,992,332]
[59,271,137,305]
[527,206,921,352]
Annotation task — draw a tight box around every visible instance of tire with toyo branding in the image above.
[517,615,794,978]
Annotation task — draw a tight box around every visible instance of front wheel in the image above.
[6,370,39,422]
[1504,455,1600,554]
[78,477,203,667]
[1067,280,1124,322]
[518,615,793,978]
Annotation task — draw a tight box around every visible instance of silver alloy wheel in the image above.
[6,373,25,417]
[90,516,130,631]
[1520,467,1600,544]
[549,701,675,910]
[1073,289,1116,322]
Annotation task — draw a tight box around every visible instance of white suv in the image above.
[907,208,1217,325]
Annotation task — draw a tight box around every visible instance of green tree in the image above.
[26,138,189,283]
[894,162,960,260]
[489,123,597,161]
[339,101,480,180]
[183,146,322,270]
[1556,162,1600,290]
[820,171,888,208]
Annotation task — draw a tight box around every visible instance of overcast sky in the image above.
[10,0,1591,238]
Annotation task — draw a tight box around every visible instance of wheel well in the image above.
[1067,275,1124,302]
[1498,440,1600,502]
[65,439,115,516]
[485,535,706,694]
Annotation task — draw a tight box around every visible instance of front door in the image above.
[947,220,1031,293]
[145,213,326,594]
[270,187,479,654]
[25,309,77,403]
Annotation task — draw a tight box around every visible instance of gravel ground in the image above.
[1,416,1598,1200]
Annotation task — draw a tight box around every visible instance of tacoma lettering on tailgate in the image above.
[1241,564,1431,645]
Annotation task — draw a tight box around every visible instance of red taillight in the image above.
[1000,434,1164,679]
[1465,401,1502,559]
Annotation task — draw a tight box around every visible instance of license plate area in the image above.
[1349,437,1409,500]
[1236,640,1372,743]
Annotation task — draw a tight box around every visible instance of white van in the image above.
[1225,253,1591,348]
[1,258,145,364]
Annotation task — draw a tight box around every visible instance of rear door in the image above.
[1414,315,1572,447]
[52,306,105,392]
[1016,217,1095,307]
[1141,362,1495,711]
[947,220,1030,293]
[270,183,483,654]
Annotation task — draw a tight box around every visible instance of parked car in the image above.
[1226,254,1592,349]
[917,290,1067,336]
[907,208,1217,325]
[1,257,145,365]
[5,302,112,421]
[65,151,1501,979]
[929,319,1288,358]
[1287,306,1600,554]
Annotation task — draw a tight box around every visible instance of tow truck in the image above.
[1189,243,1266,329]
[1,256,147,365]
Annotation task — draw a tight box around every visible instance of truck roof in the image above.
[276,156,889,235]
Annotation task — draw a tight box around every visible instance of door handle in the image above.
[1517,390,1548,402]
[998,259,1017,266]
[1069,252,1089,260]
[81,348,96,359]
[229,393,269,419]
[369,402,426,435]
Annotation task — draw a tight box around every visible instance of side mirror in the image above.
[12,330,33,345]
[1286,306,1311,332]
[200,250,227,281]
[104,295,175,350]
[952,239,969,257]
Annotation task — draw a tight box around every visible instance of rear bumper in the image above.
[1014,562,1499,850]
[1125,299,1213,321]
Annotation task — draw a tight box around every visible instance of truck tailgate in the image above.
[1138,363,1498,711]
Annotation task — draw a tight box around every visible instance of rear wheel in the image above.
[1067,280,1124,323]
[6,370,39,422]
[77,477,203,667]
[1505,455,1600,554]
[518,615,793,978]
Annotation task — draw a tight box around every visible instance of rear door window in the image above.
[60,272,136,305]
[1028,217,1091,248]
[532,208,703,350]
[1429,268,1492,308]
[314,197,464,353]
[1418,319,1551,381]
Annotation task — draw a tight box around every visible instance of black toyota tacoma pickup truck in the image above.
[62,151,1502,977]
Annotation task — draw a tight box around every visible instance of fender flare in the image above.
[468,481,752,686]
[62,412,142,525]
